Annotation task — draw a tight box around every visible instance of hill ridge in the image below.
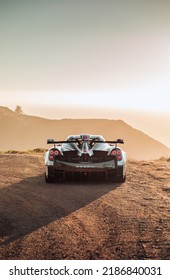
[0,106,169,159]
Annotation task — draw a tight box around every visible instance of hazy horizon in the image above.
[0,1,169,147]
[2,104,170,148]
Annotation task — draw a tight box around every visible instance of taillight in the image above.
[116,150,121,155]
[111,150,117,156]
[117,155,122,161]
[49,155,54,161]
[49,149,60,161]
[54,150,60,156]
[111,149,122,161]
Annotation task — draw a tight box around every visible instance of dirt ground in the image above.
[0,154,169,260]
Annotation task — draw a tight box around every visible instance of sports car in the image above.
[44,134,126,183]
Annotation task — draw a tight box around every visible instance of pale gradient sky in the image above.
[0,0,170,146]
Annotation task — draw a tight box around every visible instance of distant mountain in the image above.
[0,106,169,160]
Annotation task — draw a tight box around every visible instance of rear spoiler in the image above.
[47,139,80,144]
[102,139,124,144]
[47,139,124,144]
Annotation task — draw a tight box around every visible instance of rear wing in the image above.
[47,139,80,144]
[47,139,124,145]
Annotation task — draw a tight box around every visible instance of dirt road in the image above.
[0,154,169,259]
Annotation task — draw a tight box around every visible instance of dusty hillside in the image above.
[0,154,169,260]
[0,106,169,160]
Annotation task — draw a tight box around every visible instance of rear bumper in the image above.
[46,162,125,181]
[53,159,117,172]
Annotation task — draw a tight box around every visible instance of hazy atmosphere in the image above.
[0,1,170,262]
[0,0,170,146]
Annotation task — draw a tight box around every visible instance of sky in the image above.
[0,0,170,146]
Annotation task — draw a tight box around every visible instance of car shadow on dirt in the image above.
[0,174,122,246]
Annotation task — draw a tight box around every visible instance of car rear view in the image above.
[45,134,126,183]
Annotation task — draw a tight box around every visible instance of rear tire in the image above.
[107,172,126,183]
[45,173,54,183]
[116,166,126,183]
[116,175,126,183]
[45,166,54,183]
